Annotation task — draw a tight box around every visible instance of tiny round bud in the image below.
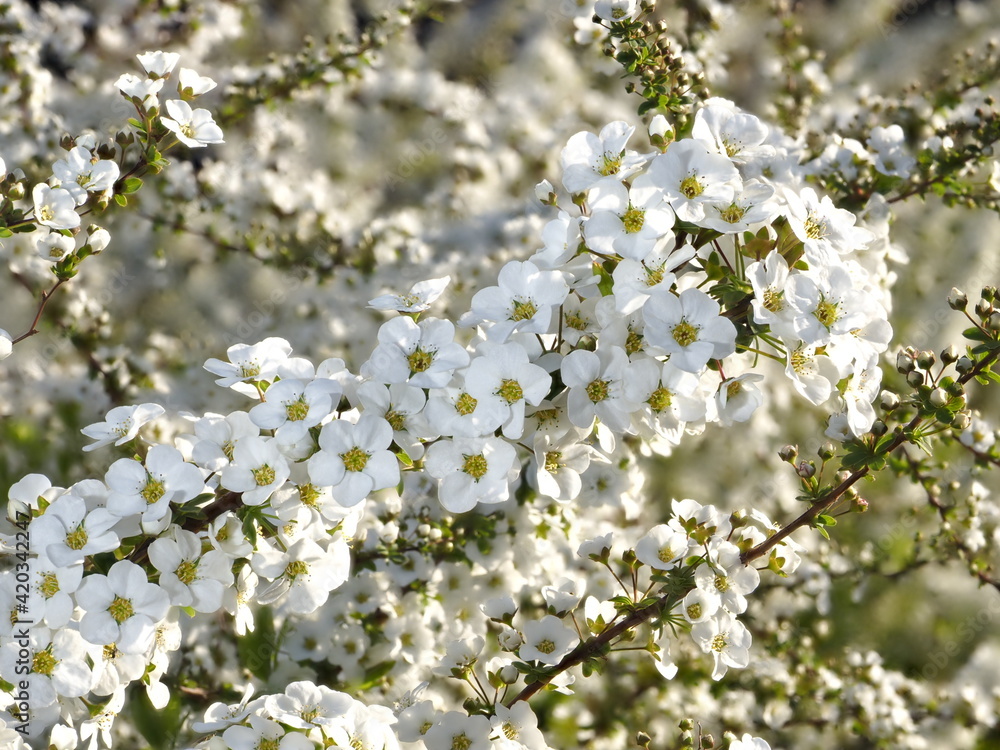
[880,390,900,411]
[947,287,968,310]
[953,412,972,430]
[929,388,949,407]
[916,350,936,369]
[940,345,960,364]
[955,356,975,375]
[975,299,993,317]
[906,370,925,388]
[796,461,816,479]
[853,496,870,513]
[817,442,837,460]
[870,420,888,437]
[835,470,852,484]
[636,732,652,748]
[988,312,1000,331]
[896,350,915,374]
[983,285,998,302]
[778,444,798,463]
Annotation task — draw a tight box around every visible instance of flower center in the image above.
[671,320,699,347]
[586,378,610,403]
[710,634,729,652]
[109,596,134,623]
[718,203,747,224]
[804,214,828,240]
[679,175,704,198]
[252,464,276,486]
[385,409,406,431]
[455,392,478,416]
[536,638,556,654]
[65,525,88,551]
[496,379,524,404]
[103,643,119,661]
[644,263,665,287]
[239,362,260,378]
[790,348,814,375]
[32,647,57,676]
[285,398,309,422]
[142,475,166,505]
[285,560,309,579]
[176,560,199,585]
[726,381,743,399]
[813,296,840,328]
[451,734,472,750]
[222,440,235,460]
[658,545,675,563]
[544,451,562,474]
[112,417,133,438]
[39,572,60,599]
[407,347,434,374]
[299,483,320,507]
[564,310,588,331]
[510,299,537,322]
[598,151,623,176]
[762,288,783,313]
[300,705,321,723]
[39,206,54,222]
[714,574,730,592]
[648,386,672,413]
[625,326,644,355]
[687,603,702,620]
[462,453,489,480]
[340,447,370,472]
[622,206,645,233]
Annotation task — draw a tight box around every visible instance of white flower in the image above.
[489,703,547,750]
[519,615,579,665]
[36,229,75,261]
[219,436,290,505]
[204,337,293,395]
[840,364,882,437]
[541,577,585,614]
[643,287,737,373]
[252,536,351,614]
[148,528,234,612]
[433,636,486,677]
[363,316,470,389]
[460,260,569,342]
[691,612,752,680]
[783,340,845,405]
[222,715,314,750]
[30,494,119,567]
[652,628,678,680]
[611,243,696,315]
[561,346,636,433]
[532,433,596,503]
[716,373,765,427]
[368,276,451,312]
[249,377,340,444]
[51,146,119,205]
[624,357,706,444]
[635,523,690,570]
[424,713,492,750]
[424,436,518,512]
[307,415,399,507]
[645,139,741,223]
[560,121,645,193]
[594,0,640,22]
[698,179,778,234]
[0,328,11,360]
[264,680,353,730]
[867,124,915,178]
[464,341,552,439]
[730,734,772,750]
[746,251,796,338]
[115,73,164,109]
[680,588,720,624]
[960,416,996,453]
[177,67,218,96]
[136,50,180,77]
[76,560,171,654]
[583,178,675,261]
[356,381,429,460]
[80,404,165,451]
[785,265,878,348]
[161,99,225,147]
[785,187,874,266]
[692,99,774,164]
[32,184,79,229]
[695,541,760,614]
[0,627,93,705]
[105,446,206,530]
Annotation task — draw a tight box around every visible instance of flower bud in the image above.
[896,349,915,374]
[989,312,1000,331]
[975,299,994,317]
[853,496,870,513]
[940,345,960,364]
[983,285,998,302]
[778,444,798,463]
[906,370,925,388]
[953,411,971,430]
[929,388,949,407]
[817,442,836,460]
[880,390,900,411]
[796,461,816,479]
[947,287,968,310]
[955,356,975,375]
[870,420,888,437]
[534,179,556,206]
[916,350,936,369]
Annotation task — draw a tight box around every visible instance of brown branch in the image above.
[9,277,67,345]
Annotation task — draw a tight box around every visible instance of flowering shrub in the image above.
[2,2,1000,749]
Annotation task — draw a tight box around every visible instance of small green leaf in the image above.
[114,194,128,207]
[121,177,144,194]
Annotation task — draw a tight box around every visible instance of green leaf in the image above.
[114,194,128,207]
[0,227,11,238]
[121,177,144,194]
[131,687,183,750]
[236,606,277,679]
[359,660,396,690]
